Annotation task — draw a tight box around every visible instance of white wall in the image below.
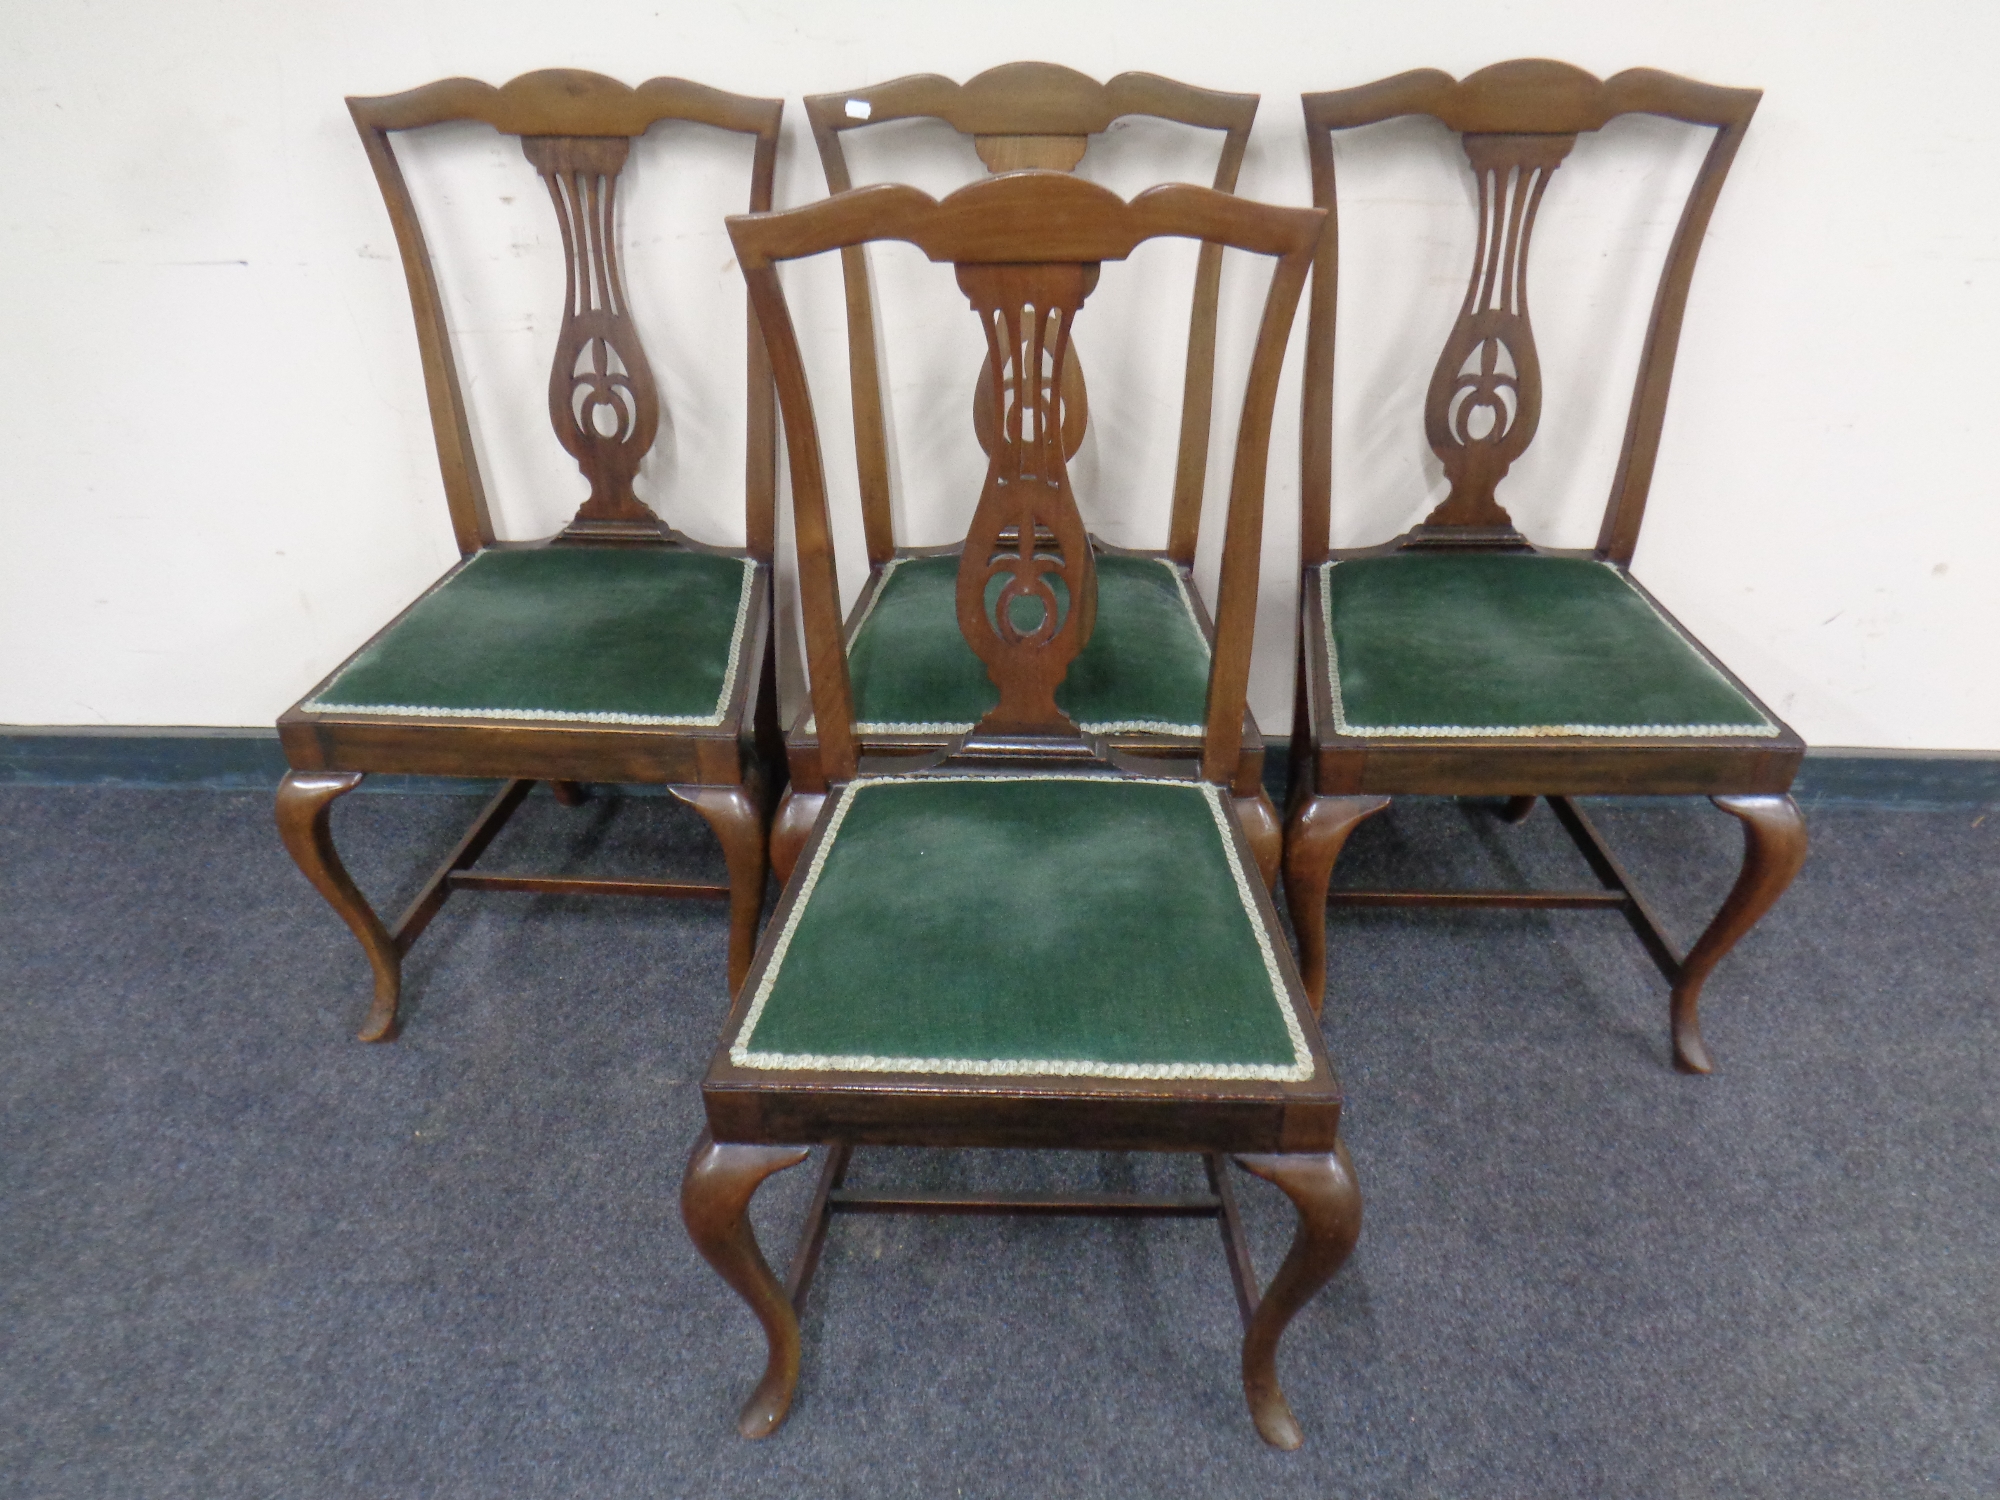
[1,0,1994,749]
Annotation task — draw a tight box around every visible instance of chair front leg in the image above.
[680,1131,814,1439]
[274,770,403,1042]
[1233,1138,1364,1450]
[1281,793,1390,1013]
[1233,788,1283,892]
[673,784,769,997]
[769,786,826,887]
[1671,793,1808,1074]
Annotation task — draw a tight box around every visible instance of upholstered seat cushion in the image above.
[731,775,1311,1081]
[306,545,756,726]
[1319,553,1776,739]
[841,552,1211,736]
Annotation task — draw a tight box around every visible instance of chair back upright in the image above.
[347,70,784,557]
[1299,60,1760,565]
[805,63,1259,567]
[730,173,1323,788]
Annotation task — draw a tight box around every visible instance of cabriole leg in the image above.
[1233,1138,1364,1450]
[769,786,826,888]
[274,770,402,1042]
[681,1132,814,1439]
[1671,793,1809,1074]
[1282,794,1391,1013]
[673,784,769,997]
[1234,788,1283,892]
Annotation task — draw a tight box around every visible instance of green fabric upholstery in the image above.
[307,546,756,726]
[842,552,1212,736]
[733,776,1310,1080]
[1320,554,1776,738]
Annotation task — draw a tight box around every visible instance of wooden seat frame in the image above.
[276,71,783,1039]
[772,62,1284,890]
[1285,61,1807,1073]
[683,171,1360,1449]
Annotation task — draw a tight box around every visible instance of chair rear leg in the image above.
[1233,1138,1364,1450]
[1499,794,1538,824]
[274,770,402,1042]
[681,1132,813,1439]
[548,780,588,807]
[1671,794,1808,1074]
[675,784,769,997]
[1282,793,1390,1014]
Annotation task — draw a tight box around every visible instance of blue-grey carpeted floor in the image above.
[1,783,1994,1497]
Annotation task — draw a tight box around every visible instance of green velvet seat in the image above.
[305,545,757,727]
[841,552,1212,737]
[1319,553,1777,739]
[732,775,1310,1081]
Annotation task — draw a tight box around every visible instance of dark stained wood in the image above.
[679,1132,813,1440]
[519,133,666,542]
[687,169,1357,1448]
[1235,1142,1364,1451]
[1280,792,1389,1019]
[446,873,729,898]
[672,781,773,997]
[1673,794,1809,1073]
[389,777,536,957]
[804,62,1257,568]
[770,64,1270,848]
[955,262,1099,736]
[274,771,401,1042]
[767,786,826,887]
[279,72,786,1037]
[1288,63,1802,1067]
[737,175,1318,785]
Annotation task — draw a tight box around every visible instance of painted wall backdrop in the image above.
[0,0,1993,749]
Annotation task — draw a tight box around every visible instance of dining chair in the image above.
[682,169,1358,1448]
[277,70,783,1039]
[1286,61,1806,1072]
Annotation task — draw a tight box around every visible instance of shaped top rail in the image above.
[1302,59,1759,136]
[731,174,1320,270]
[806,61,1256,145]
[348,68,784,140]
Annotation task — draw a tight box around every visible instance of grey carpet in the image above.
[0,784,1993,1497]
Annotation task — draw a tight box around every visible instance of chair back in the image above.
[1299,60,1760,564]
[347,70,783,556]
[805,63,1259,567]
[730,173,1321,787]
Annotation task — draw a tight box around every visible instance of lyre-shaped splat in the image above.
[522,135,667,541]
[1417,132,1575,541]
[954,263,1101,736]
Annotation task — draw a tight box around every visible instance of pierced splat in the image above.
[953,263,1101,736]
[521,135,667,542]
[1413,132,1575,545]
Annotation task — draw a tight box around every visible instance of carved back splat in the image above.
[1416,132,1574,543]
[521,136,666,542]
[345,70,784,559]
[731,173,1322,786]
[1298,62,1762,565]
[955,264,1101,736]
